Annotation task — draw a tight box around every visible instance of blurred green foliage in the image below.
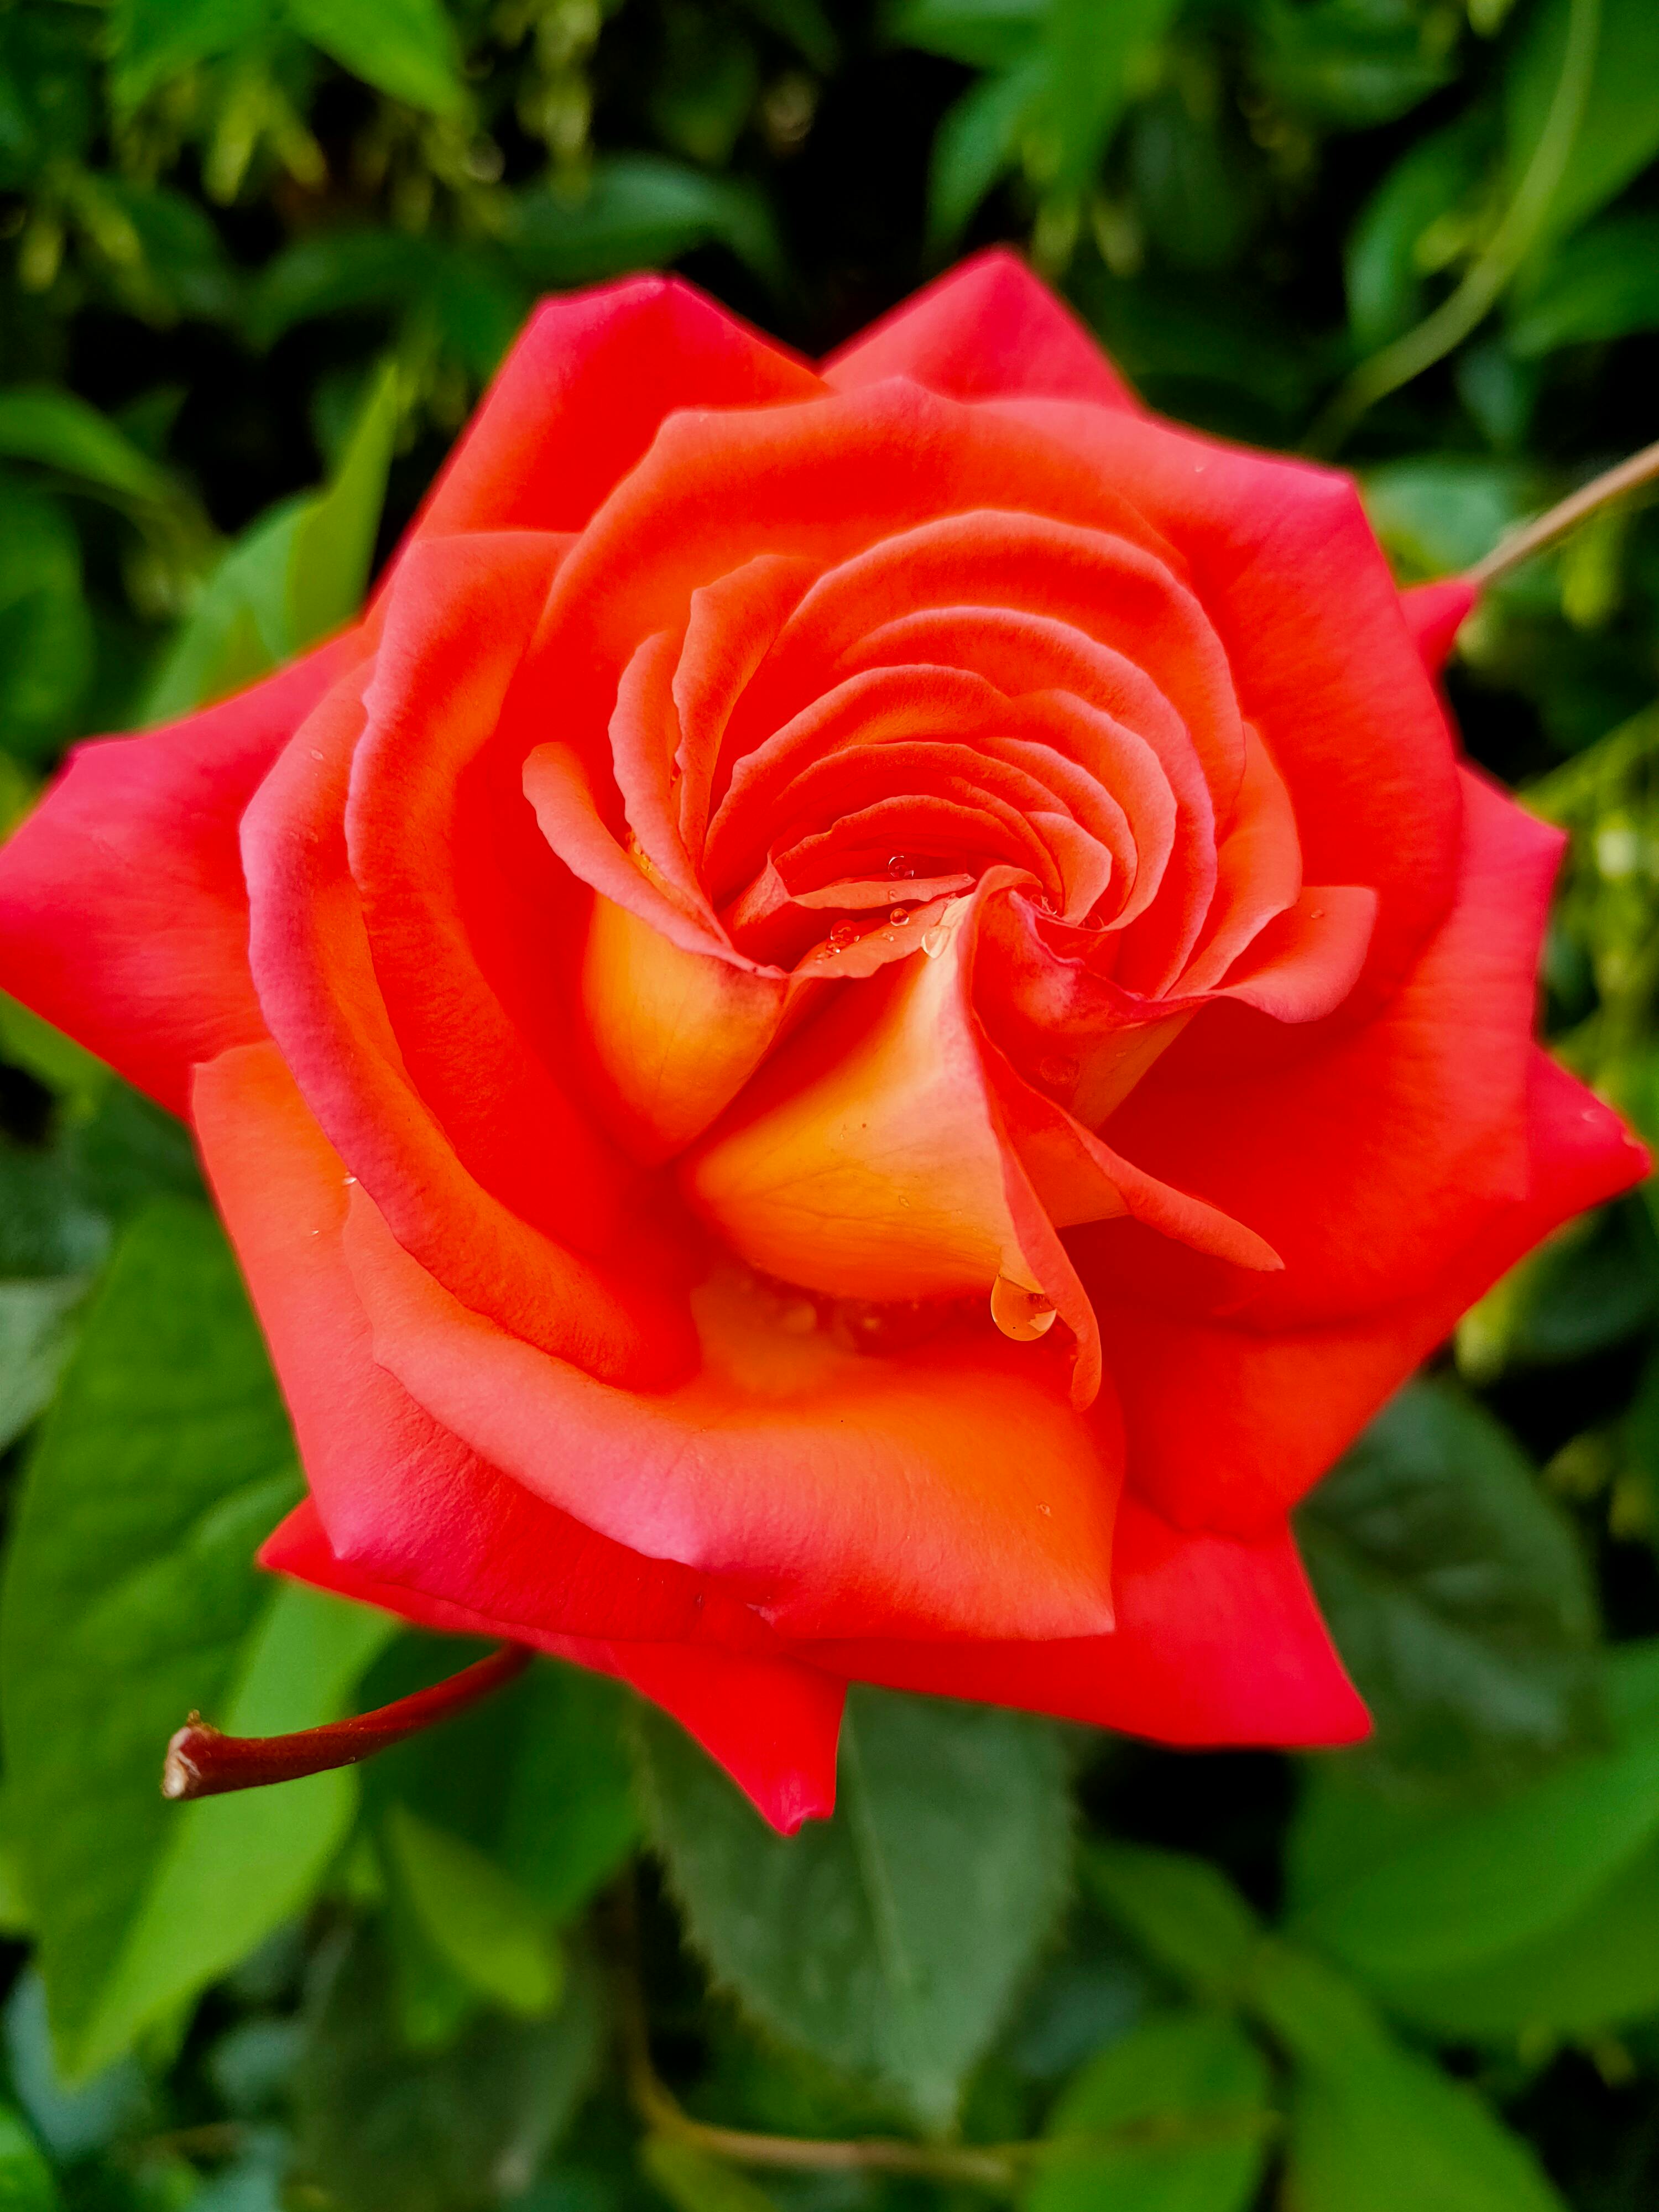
[1,0,1659,2207]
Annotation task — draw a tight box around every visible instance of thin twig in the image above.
[1306,0,1600,456]
[608,1879,1275,2192]
[1466,438,1659,588]
[160,1644,532,1800]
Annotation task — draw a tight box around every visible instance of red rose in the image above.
[0,254,1643,1832]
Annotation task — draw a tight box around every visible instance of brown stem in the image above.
[607,1879,1270,2192]
[160,1643,533,1800]
[1465,437,1659,588]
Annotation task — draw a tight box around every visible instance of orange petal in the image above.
[580,892,791,1160]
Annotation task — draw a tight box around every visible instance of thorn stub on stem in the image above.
[159,1643,533,1801]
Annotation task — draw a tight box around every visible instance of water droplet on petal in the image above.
[887,854,920,879]
[827,920,862,950]
[889,905,914,926]
[921,925,950,958]
[1039,1055,1079,1091]
[990,1274,1057,1342]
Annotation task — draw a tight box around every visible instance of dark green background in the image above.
[2,1,1659,2207]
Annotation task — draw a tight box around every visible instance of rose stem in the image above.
[1464,437,1659,590]
[160,1642,533,1801]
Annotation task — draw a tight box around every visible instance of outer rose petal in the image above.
[822,248,1139,411]
[1099,771,1556,1326]
[341,1178,1123,1645]
[1401,576,1478,676]
[805,1494,1367,1747]
[411,274,823,541]
[262,1503,844,1835]
[0,633,363,1112]
[1096,1048,1649,1537]
[196,1041,769,1650]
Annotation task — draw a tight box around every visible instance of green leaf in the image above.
[1026,2010,1272,2212]
[1253,1945,1566,2212]
[73,1580,393,2075]
[0,992,113,1123]
[142,359,397,722]
[1371,1830,1659,2044]
[1295,1378,1604,1798]
[1249,0,1460,129]
[359,1641,640,1929]
[494,1662,640,1922]
[1345,112,1494,350]
[0,1279,88,1456]
[1032,0,1183,200]
[886,0,1042,72]
[0,477,92,763]
[281,0,465,117]
[0,1200,310,2078]
[0,1142,108,1279]
[637,1686,1071,2127]
[507,159,788,296]
[1082,1845,1262,2005]
[1510,211,1659,354]
[1363,456,1543,581]
[926,59,1045,253]
[291,1928,604,2212]
[285,358,399,654]
[109,0,278,114]
[0,388,180,509]
[0,11,93,189]
[1288,1668,1659,1986]
[1506,0,1659,249]
[1126,92,1258,274]
[2,1973,147,2162]
[736,0,840,72]
[382,1806,562,2020]
[0,2106,58,2212]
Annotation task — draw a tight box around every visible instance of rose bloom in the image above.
[0,254,1644,1830]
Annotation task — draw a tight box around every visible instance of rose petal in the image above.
[580,893,790,1160]
[263,1504,844,1835]
[1093,1046,1650,1535]
[243,667,689,1384]
[821,247,1139,411]
[199,1041,766,1645]
[804,1493,1367,1747]
[0,633,362,1111]
[348,533,645,1247]
[1400,576,1478,677]
[1097,771,1555,1326]
[412,273,823,541]
[990,399,1463,1002]
[341,1177,1123,1644]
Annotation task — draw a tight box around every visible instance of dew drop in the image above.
[886,854,920,879]
[827,920,862,950]
[921,925,950,958]
[889,905,914,926]
[1039,1054,1079,1091]
[990,1274,1057,1342]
